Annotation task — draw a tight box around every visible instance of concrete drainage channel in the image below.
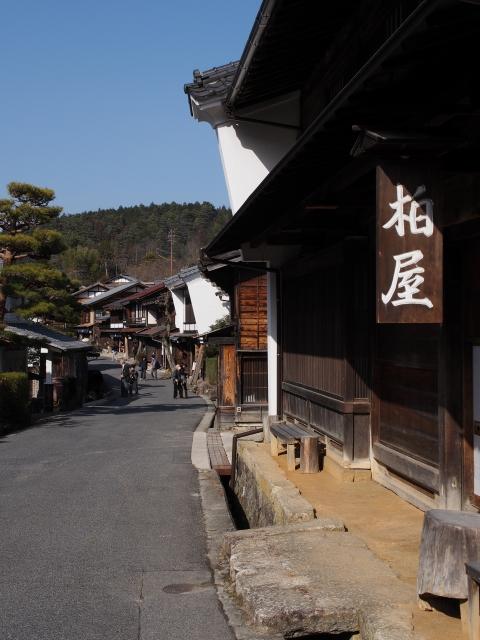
[193,417,362,639]
[198,465,363,640]
[193,406,412,639]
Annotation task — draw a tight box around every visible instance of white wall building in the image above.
[185,63,299,215]
[185,60,298,417]
[164,266,229,336]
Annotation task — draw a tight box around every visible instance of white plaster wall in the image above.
[267,270,278,417]
[184,273,229,335]
[170,289,185,330]
[216,120,297,213]
[191,92,299,214]
[147,310,156,326]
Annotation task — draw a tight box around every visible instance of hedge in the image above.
[0,372,30,428]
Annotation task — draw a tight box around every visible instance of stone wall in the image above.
[234,441,315,528]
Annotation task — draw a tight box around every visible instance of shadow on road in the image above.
[0,393,205,438]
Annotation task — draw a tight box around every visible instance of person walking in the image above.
[180,364,188,399]
[151,353,159,380]
[120,361,130,397]
[139,356,147,380]
[173,364,183,399]
[128,364,139,395]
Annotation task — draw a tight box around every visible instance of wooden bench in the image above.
[466,561,480,640]
[207,431,231,476]
[270,422,321,473]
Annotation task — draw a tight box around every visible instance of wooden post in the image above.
[468,576,480,640]
[161,337,175,371]
[466,563,480,640]
[300,436,319,473]
[192,344,206,385]
[270,435,279,457]
[262,414,271,444]
[287,443,296,471]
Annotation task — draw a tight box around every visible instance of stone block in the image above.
[234,441,315,527]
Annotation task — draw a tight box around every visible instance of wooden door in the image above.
[220,345,236,407]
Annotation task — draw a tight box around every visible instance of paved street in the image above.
[0,359,234,640]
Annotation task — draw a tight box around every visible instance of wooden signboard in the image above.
[376,165,443,323]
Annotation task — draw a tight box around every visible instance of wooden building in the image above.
[5,313,91,412]
[205,265,268,427]
[188,1,480,512]
[74,279,146,353]
[105,282,174,364]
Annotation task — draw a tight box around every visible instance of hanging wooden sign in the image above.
[376,165,442,323]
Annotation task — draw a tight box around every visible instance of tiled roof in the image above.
[72,282,109,297]
[120,282,166,303]
[135,325,168,337]
[184,62,239,105]
[5,314,91,352]
[80,281,141,306]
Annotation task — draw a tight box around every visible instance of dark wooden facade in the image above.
[281,240,371,470]
[201,1,480,508]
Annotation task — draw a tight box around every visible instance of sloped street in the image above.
[0,360,234,640]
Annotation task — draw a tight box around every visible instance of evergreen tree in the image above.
[0,182,78,323]
[52,200,233,283]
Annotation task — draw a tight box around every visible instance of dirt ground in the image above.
[271,444,464,640]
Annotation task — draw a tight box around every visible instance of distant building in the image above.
[164,266,229,373]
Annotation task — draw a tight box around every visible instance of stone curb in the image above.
[235,441,315,527]
[198,469,280,640]
[190,394,216,470]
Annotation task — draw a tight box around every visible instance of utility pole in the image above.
[167,229,175,275]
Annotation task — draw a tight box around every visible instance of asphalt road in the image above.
[0,359,235,640]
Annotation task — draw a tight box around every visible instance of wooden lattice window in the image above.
[241,355,268,404]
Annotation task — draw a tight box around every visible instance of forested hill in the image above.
[51,201,231,285]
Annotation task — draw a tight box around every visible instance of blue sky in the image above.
[0,1,260,214]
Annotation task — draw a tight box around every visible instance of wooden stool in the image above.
[466,562,480,640]
[417,509,480,632]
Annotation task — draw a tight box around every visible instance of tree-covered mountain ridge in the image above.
[51,201,231,285]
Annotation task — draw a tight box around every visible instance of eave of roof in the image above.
[135,325,168,337]
[206,0,450,257]
[80,281,141,306]
[184,62,239,108]
[226,1,356,110]
[164,266,201,290]
[72,282,109,296]
[5,314,91,352]
[121,282,166,303]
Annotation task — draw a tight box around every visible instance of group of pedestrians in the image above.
[120,353,189,399]
[120,361,139,397]
[173,364,188,399]
[138,353,161,379]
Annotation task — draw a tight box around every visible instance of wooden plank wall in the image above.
[374,324,439,468]
[280,241,371,467]
[283,263,345,398]
[237,274,267,350]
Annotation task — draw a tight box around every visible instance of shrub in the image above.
[0,372,30,428]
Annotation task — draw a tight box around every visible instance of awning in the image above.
[135,325,168,338]
[4,314,92,353]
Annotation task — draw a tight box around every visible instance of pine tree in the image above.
[0,182,78,323]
